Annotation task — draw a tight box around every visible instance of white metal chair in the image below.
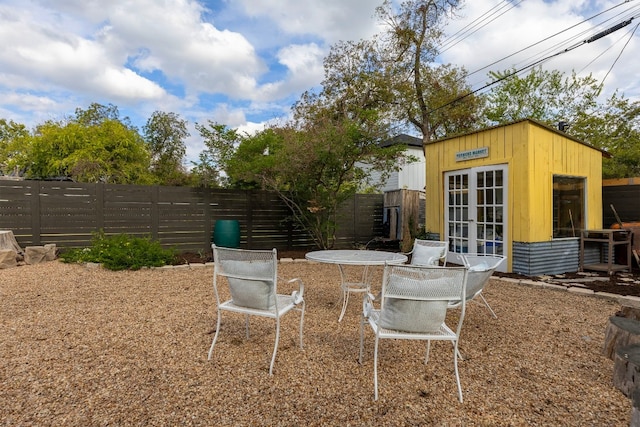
[452,254,506,319]
[208,245,305,375]
[405,239,448,266]
[359,264,468,402]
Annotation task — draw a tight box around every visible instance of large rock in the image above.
[0,249,17,268]
[25,246,47,265]
[44,243,56,261]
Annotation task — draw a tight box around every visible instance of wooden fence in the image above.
[0,180,384,253]
[602,179,640,226]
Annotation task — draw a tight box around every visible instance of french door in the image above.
[445,165,508,267]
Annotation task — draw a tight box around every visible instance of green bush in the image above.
[59,231,177,271]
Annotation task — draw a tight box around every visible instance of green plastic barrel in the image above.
[213,220,240,248]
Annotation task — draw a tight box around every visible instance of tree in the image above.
[319,39,394,126]
[22,103,153,183]
[483,67,640,178]
[375,0,481,144]
[74,103,123,126]
[483,67,601,126]
[410,64,483,139]
[569,92,640,178]
[231,34,409,248]
[223,109,405,249]
[0,118,30,177]
[194,74,406,248]
[191,122,241,188]
[143,111,189,185]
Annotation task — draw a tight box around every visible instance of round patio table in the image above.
[305,250,408,322]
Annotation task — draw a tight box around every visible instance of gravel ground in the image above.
[0,259,632,426]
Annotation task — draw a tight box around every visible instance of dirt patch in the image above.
[0,259,631,425]
[494,270,640,297]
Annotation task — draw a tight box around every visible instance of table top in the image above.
[305,250,407,265]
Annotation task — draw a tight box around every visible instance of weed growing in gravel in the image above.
[59,230,177,270]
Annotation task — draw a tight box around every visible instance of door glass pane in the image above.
[446,172,470,254]
[461,224,468,238]
[446,167,506,259]
[475,168,505,256]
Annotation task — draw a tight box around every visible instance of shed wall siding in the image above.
[512,239,580,275]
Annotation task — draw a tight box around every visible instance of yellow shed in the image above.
[424,119,605,274]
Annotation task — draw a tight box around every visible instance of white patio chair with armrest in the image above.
[404,239,448,266]
[450,254,506,319]
[359,264,468,402]
[208,245,305,375]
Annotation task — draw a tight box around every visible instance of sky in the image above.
[0,0,639,165]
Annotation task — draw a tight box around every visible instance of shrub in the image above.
[59,230,177,271]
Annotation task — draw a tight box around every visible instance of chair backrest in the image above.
[410,239,448,266]
[462,254,505,270]
[212,245,278,310]
[378,264,467,333]
[461,254,506,300]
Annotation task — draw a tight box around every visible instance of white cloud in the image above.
[0,0,638,167]
[236,0,381,43]
[440,0,640,99]
[0,2,166,103]
[254,43,325,101]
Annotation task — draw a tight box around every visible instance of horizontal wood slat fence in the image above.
[602,183,640,226]
[0,181,384,253]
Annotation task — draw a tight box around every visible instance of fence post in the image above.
[96,183,104,230]
[30,181,41,245]
[150,185,159,240]
[245,190,253,248]
[203,188,213,251]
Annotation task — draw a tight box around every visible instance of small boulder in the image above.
[25,246,47,265]
[0,249,17,269]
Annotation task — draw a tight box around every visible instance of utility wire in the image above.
[440,0,523,54]
[509,7,640,72]
[578,21,637,75]
[457,1,638,83]
[429,16,636,115]
[598,22,639,91]
[488,8,640,92]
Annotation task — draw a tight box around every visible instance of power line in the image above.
[440,0,523,54]
[461,1,639,83]
[578,20,637,75]
[505,9,640,82]
[429,15,637,115]
[598,22,639,91]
